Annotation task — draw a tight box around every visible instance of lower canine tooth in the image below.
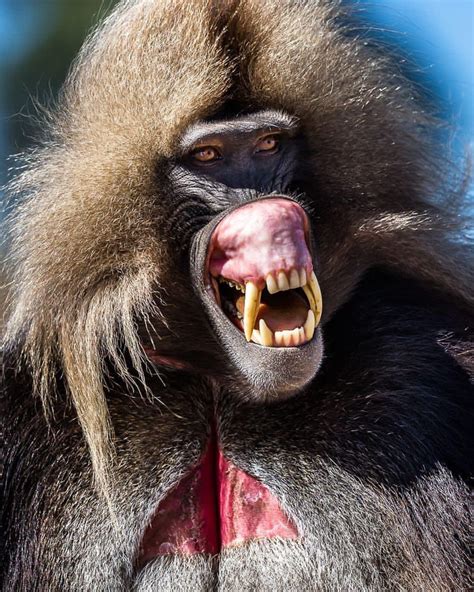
[259,319,274,347]
[244,281,261,341]
[304,309,316,341]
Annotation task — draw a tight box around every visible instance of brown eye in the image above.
[190,146,222,163]
[255,135,280,154]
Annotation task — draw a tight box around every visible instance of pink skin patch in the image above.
[143,347,194,371]
[208,198,313,289]
[138,433,299,564]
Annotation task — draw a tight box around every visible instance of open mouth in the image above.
[207,198,322,347]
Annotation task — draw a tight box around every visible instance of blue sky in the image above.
[363,0,473,141]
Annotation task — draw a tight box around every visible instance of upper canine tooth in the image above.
[244,281,261,341]
[289,269,300,289]
[277,271,290,291]
[266,273,279,294]
[299,268,307,287]
[309,271,323,325]
[302,284,316,313]
[259,319,274,347]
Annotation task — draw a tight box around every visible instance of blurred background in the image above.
[0,0,473,205]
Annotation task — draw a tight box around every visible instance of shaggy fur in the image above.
[1,0,473,590]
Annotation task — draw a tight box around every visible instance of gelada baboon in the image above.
[1,0,473,590]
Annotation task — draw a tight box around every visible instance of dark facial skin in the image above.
[147,111,324,399]
[178,111,300,191]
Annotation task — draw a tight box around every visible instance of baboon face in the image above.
[5,0,441,413]
[140,110,324,398]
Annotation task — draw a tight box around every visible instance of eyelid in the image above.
[256,132,281,142]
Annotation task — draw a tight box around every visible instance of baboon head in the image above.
[3,0,470,485]
[167,109,324,397]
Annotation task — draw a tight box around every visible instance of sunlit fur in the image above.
[3,0,232,493]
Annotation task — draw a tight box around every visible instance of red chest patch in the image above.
[138,438,298,562]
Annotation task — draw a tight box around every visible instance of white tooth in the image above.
[277,271,290,291]
[266,273,279,294]
[309,271,323,325]
[299,327,305,343]
[274,331,284,346]
[251,329,261,345]
[283,330,292,346]
[304,309,316,341]
[299,268,307,287]
[290,327,300,346]
[289,269,300,289]
[259,319,274,347]
[244,281,261,342]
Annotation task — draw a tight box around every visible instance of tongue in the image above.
[209,198,312,288]
[236,291,308,332]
